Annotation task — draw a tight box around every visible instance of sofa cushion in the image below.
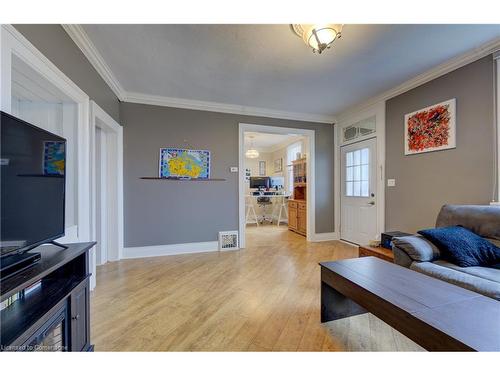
[433,260,500,284]
[392,235,440,262]
[436,204,500,240]
[410,261,500,301]
[418,226,500,267]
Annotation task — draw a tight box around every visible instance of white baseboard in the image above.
[311,232,340,242]
[123,241,219,259]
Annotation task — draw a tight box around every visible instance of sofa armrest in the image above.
[391,235,441,263]
[392,246,413,268]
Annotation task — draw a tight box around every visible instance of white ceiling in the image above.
[244,132,299,152]
[81,24,500,119]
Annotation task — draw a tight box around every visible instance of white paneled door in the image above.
[340,138,378,245]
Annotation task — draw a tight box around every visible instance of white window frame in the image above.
[345,147,370,198]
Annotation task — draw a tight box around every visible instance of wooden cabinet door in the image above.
[288,205,298,230]
[70,279,89,351]
[298,208,307,234]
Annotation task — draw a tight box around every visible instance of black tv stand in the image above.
[49,240,69,250]
[1,242,96,351]
[1,241,69,280]
[0,252,41,279]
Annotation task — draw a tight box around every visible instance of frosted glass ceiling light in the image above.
[291,24,343,54]
[245,136,259,159]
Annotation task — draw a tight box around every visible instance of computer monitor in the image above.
[270,176,285,189]
[249,176,270,189]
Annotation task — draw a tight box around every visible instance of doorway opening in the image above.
[238,124,315,249]
[90,101,123,288]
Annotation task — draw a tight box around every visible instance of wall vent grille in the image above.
[218,231,239,251]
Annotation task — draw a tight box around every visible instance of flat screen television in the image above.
[1,111,66,258]
[249,176,270,189]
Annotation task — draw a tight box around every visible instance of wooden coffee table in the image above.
[358,244,394,262]
[320,256,500,351]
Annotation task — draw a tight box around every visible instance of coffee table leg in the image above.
[321,282,367,323]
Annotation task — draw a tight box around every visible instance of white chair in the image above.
[274,195,288,226]
[245,195,259,226]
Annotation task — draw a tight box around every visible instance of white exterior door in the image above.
[340,138,377,245]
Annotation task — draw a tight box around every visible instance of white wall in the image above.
[244,151,272,177]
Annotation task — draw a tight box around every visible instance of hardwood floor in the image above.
[91,225,423,351]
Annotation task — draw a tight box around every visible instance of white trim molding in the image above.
[310,232,339,242]
[337,37,500,121]
[89,100,124,290]
[123,241,219,259]
[124,91,334,124]
[62,24,126,101]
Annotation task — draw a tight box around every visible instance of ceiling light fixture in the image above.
[245,136,260,159]
[291,24,343,54]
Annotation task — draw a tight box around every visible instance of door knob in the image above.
[368,201,375,206]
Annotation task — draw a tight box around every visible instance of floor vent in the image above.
[218,231,239,251]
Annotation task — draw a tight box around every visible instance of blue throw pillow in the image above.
[418,226,500,267]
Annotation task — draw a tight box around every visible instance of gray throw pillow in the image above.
[392,235,440,262]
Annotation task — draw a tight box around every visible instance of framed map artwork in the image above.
[159,148,210,179]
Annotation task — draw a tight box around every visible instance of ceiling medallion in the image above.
[291,24,343,54]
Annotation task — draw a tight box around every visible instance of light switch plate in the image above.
[230,167,238,173]
[387,179,396,187]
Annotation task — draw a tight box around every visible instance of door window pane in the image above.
[361,148,369,164]
[346,152,353,167]
[346,166,353,181]
[353,165,361,181]
[346,181,353,196]
[361,164,369,181]
[345,147,370,197]
[353,150,360,165]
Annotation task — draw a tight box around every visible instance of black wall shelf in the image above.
[140,177,226,181]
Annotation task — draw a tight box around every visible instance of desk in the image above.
[245,193,290,225]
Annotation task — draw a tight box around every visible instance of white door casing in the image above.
[89,100,124,289]
[340,137,378,245]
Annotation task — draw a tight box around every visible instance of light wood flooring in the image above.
[91,224,423,351]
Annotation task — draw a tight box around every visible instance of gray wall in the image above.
[13,24,120,122]
[385,55,496,233]
[121,103,334,247]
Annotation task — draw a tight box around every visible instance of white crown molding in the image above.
[61,24,335,123]
[123,91,335,123]
[62,24,126,101]
[336,36,500,121]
